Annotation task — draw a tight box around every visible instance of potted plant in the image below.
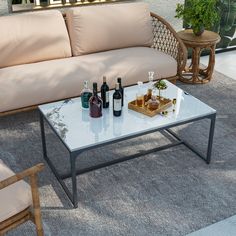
[175,0,220,36]
[154,80,168,99]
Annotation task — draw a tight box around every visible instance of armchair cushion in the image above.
[0,10,72,69]
[66,2,153,56]
[0,160,32,222]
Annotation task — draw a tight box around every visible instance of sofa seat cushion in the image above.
[0,47,177,113]
[66,2,153,56]
[0,160,32,223]
[0,10,72,69]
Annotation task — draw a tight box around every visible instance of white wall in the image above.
[0,0,184,30]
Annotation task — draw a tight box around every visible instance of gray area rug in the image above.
[1,70,236,236]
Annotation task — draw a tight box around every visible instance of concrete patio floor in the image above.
[201,50,236,81]
[187,215,236,236]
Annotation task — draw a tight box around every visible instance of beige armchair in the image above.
[0,161,44,236]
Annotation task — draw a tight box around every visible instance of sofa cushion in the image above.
[0,10,72,69]
[0,47,177,113]
[66,3,153,56]
[0,160,32,223]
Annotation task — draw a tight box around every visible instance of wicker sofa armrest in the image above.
[0,163,44,190]
[151,12,187,75]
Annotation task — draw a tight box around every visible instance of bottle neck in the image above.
[117,78,121,86]
[115,83,120,91]
[93,89,97,95]
[84,81,88,89]
[93,83,98,96]
[103,76,107,85]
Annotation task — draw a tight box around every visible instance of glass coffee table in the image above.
[39,81,216,208]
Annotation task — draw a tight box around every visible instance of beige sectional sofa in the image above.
[0,3,187,114]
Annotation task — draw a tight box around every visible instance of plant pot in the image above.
[193,26,205,36]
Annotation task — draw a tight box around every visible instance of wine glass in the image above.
[148,71,154,88]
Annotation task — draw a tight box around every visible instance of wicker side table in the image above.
[178,29,221,84]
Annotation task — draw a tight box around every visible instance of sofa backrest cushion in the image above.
[0,10,72,68]
[66,3,153,56]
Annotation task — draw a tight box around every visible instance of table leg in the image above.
[166,114,216,164]
[191,47,201,83]
[198,45,216,82]
[180,41,217,84]
[39,111,79,207]
[39,112,47,160]
[180,46,203,84]
[70,153,78,208]
[206,113,216,164]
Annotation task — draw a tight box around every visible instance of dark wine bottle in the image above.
[101,76,109,108]
[113,83,122,117]
[81,80,92,109]
[89,83,102,118]
[117,77,124,106]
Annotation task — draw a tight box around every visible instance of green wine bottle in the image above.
[81,81,92,109]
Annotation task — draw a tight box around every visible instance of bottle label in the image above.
[90,97,103,118]
[81,92,92,108]
[114,99,122,111]
[106,91,109,103]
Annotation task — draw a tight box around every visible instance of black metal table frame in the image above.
[39,110,216,208]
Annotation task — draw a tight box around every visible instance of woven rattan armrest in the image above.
[0,163,44,236]
[150,12,187,76]
[0,163,44,190]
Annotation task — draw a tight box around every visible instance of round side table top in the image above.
[178,29,221,46]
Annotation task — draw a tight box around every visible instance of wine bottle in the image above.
[89,83,102,118]
[117,77,124,106]
[81,80,92,109]
[101,76,109,108]
[113,83,122,117]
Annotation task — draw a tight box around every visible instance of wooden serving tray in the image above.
[128,96,172,117]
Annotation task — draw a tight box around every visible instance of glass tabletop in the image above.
[39,81,216,152]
